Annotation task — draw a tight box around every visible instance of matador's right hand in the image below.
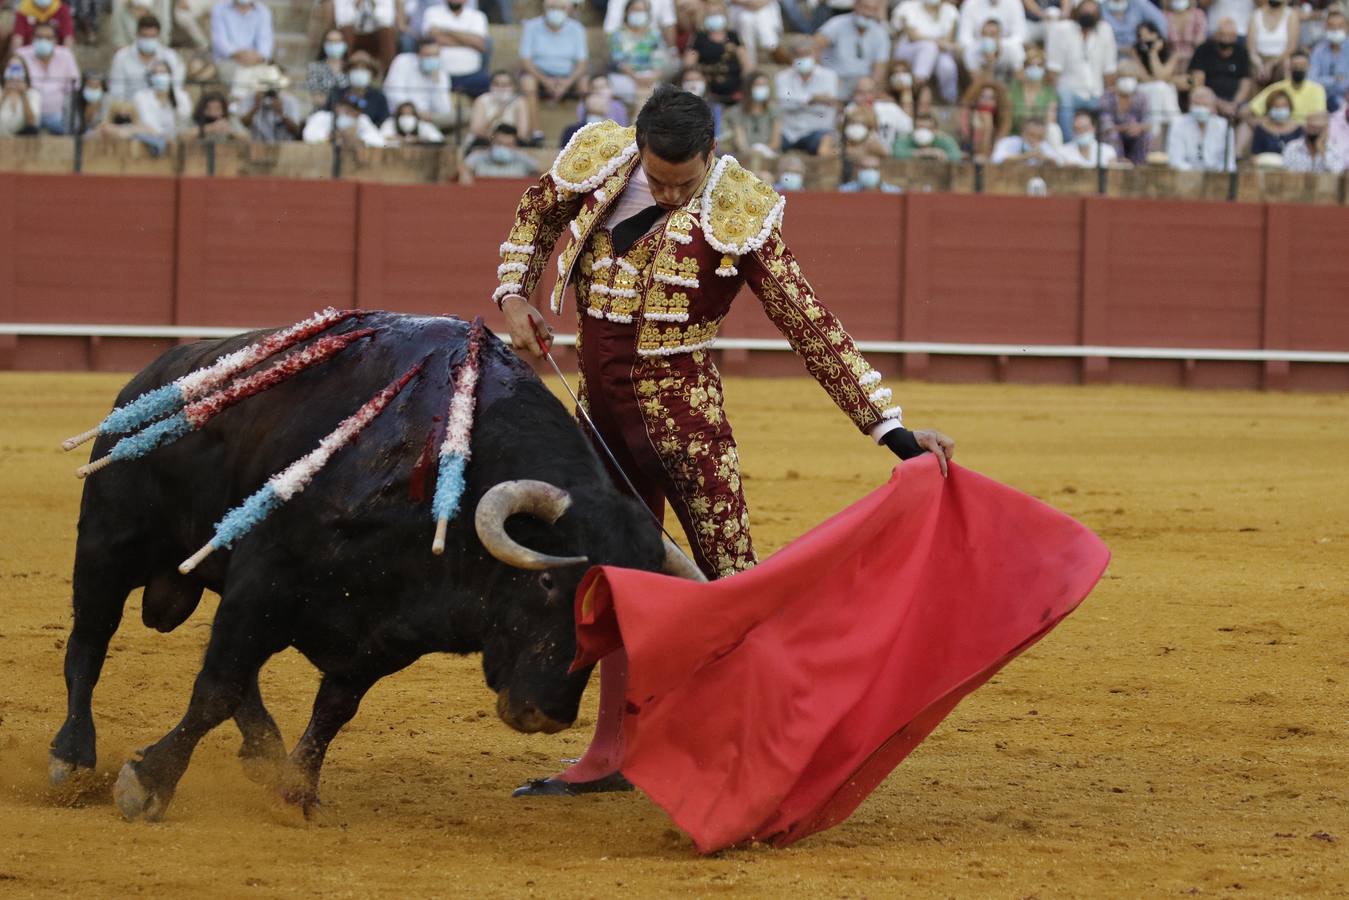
[501,295,553,358]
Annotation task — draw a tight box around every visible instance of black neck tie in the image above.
[610,203,666,257]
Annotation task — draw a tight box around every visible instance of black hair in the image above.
[136,14,161,32]
[1290,49,1310,61]
[493,123,519,138]
[418,36,439,51]
[635,84,715,163]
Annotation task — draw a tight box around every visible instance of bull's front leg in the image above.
[278,650,420,818]
[233,673,287,784]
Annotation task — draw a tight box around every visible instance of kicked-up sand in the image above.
[0,371,1345,897]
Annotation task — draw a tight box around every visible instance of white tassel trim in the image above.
[595,188,608,203]
[859,370,882,387]
[585,306,605,319]
[605,312,634,324]
[492,283,523,303]
[569,220,582,240]
[881,406,904,422]
[645,312,689,322]
[550,122,640,193]
[868,387,893,405]
[716,263,739,277]
[616,258,639,275]
[668,231,693,245]
[638,338,716,357]
[699,154,787,256]
[496,262,528,278]
[591,284,639,299]
[500,241,535,255]
[591,256,613,270]
[655,272,699,289]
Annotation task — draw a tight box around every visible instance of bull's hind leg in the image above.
[49,549,137,785]
[234,674,287,783]
[114,586,288,822]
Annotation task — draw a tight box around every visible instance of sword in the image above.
[527,319,696,565]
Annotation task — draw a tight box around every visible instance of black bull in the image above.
[49,312,683,821]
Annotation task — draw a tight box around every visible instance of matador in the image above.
[493,87,955,796]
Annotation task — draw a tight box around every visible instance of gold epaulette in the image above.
[700,156,786,262]
[550,120,638,194]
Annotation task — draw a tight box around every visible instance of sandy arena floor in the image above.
[0,371,1345,898]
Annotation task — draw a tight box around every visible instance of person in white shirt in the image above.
[421,0,490,94]
[1046,0,1117,141]
[891,0,960,103]
[334,0,399,71]
[380,100,447,143]
[962,18,1018,82]
[303,96,386,146]
[383,39,457,127]
[957,0,1027,71]
[727,0,785,59]
[131,59,192,140]
[109,14,185,100]
[1280,110,1344,172]
[848,75,912,147]
[1059,109,1119,165]
[774,37,841,155]
[1166,86,1235,170]
[990,116,1064,164]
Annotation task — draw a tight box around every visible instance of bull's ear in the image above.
[475,480,589,570]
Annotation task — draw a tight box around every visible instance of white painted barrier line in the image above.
[2,323,1347,364]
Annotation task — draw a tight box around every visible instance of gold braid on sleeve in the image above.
[493,175,584,308]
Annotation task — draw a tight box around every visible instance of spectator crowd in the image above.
[1,0,1346,180]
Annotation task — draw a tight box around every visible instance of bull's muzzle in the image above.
[495,689,571,735]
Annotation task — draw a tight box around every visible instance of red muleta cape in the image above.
[571,457,1110,854]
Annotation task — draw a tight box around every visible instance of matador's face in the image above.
[640,148,715,211]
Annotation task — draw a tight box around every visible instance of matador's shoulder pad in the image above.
[549,120,639,194]
[699,156,786,257]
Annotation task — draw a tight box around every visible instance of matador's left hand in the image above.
[882,428,956,478]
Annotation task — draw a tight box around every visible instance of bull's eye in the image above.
[539,572,556,591]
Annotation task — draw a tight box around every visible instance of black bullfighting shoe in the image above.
[511,772,635,797]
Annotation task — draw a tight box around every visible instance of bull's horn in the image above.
[662,538,708,582]
[475,480,589,570]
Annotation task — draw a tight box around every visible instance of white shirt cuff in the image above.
[868,419,904,444]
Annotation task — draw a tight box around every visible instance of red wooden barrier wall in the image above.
[1,172,1346,390]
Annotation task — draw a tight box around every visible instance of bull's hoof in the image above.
[48,754,87,787]
[114,762,167,822]
[511,772,634,797]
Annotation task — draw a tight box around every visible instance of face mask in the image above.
[1116,76,1138,94]
[397,114,418,133]
[1305,129,1323,143]
[1077,13,1098,28]
[844,122,869,142]
[980,36,998,54]
[627,10,649,27]
[704,14,727,31]
[912,126,934,146]
[336,112,357,130]
[1075,131,1095,147]
[585,112,605,123]
[33,0,53,7]
[1291,69,1307,84]
[137,36,159,54]
[857,168,881,188]
[1327,29,1347,45]
[1108,0,1127,11]
[778,170,804,190]
[1191,106,1212,123]
[83,87,103,104]
[491,87,514,101]
[150,72,172,92]
[684,81,706,96]
[33,38,55,59]
[448,1,464,9]
[325,41,347,59]
[751,84,770,102]
[1269,106,1291,122]
[793,57,816,76]
[489,144,513,163]
[893,72,913,89]
[1024,64,1044,81]
[544,8,567,27]
[1267,0,1281,5]
[348,68,372,88]
[1215,40,1235,50]
[236,0,253,6]
[419,55,441,75]
[923,0,939,6]
[1169,0,1188,10]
